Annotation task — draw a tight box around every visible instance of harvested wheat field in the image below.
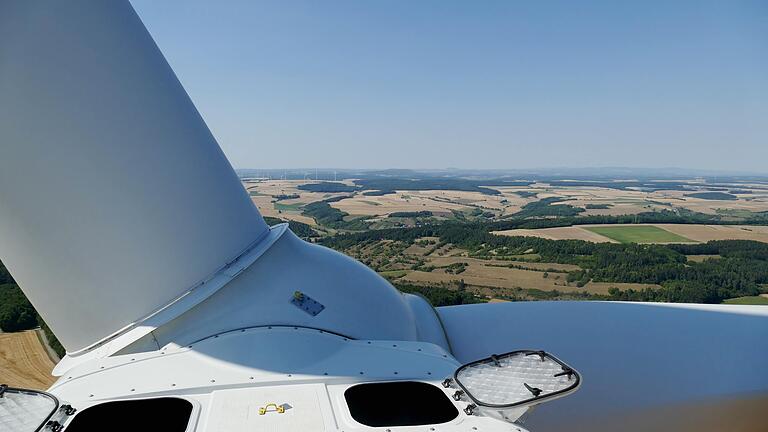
[656,224,768,243]
[331,190,471,217]
[649,190,768,215]
[493,226,619,243]
[0,330,56,390]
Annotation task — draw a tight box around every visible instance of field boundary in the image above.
[35,328,61,364]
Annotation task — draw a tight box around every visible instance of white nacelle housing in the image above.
[124,225,450,354]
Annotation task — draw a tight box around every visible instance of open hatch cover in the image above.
[0,385,59,432]
[453,350,580,409]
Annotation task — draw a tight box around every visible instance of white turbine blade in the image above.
[0,1,268,354]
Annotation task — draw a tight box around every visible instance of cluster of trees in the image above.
[0,262,37,332]
[444,262,467,274]
[566,270,591,287]
[302,202,347,225]
[0,283,37,332]
[394,282,482,306]
[302,202,370,230]
[297,182,359,193]
[514,197,584,218]
[685,192,737,200]
[389,211,433,218]
[271,193,300,201]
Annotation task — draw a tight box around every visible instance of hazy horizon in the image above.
[235,166,768,178]
[132,0,767,172]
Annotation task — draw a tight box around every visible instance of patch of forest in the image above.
[685,192,738,200]
[262,216,318,238]
[297,182,359,193]
[302,202,370,230]
[389,211,434,218]
[394,282,483,306]
[513,197,584,218]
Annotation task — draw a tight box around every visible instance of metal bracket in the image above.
[291,291,325,316]
[46,421,63,432]
[60,404,77,416]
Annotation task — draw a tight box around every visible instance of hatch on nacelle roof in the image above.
[0,385,61,432]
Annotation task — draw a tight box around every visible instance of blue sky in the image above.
[131,0,767,172]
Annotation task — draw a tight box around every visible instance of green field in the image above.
[379,270,408,278]
[274,202,304,212]
[723,296,768,305]
[585,225,693,244]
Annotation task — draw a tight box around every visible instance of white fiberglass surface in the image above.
[0,388,57,432]
[456,352,576,406]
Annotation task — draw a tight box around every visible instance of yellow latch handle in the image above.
[259,403,286,415]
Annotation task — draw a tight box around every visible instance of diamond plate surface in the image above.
[456,352,576,406]
[0,390,57,432]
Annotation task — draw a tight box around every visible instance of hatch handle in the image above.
[259,403,286,415]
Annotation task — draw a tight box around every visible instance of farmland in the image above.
[237,172,768,305]
[242,173,768,233]
[723,295,768,305]
[0,330,56,389]
[494,224,768,244]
